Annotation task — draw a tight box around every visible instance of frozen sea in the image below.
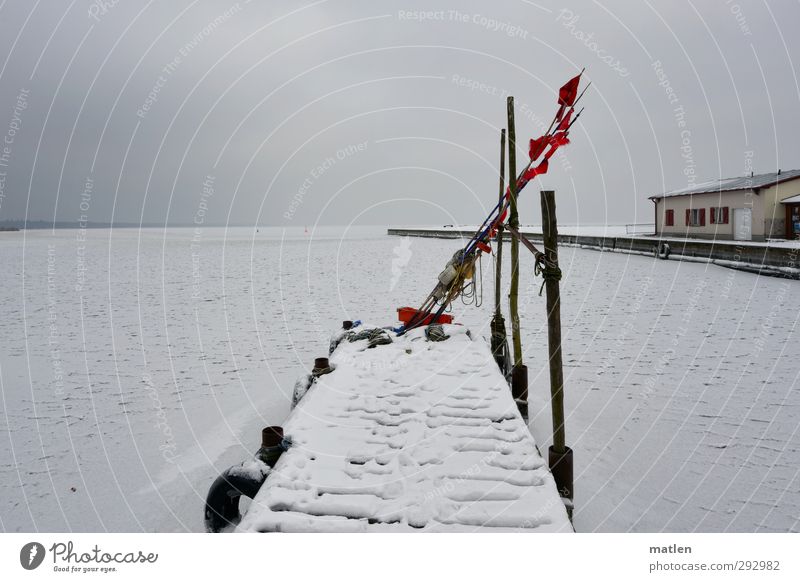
[1,226,798,532]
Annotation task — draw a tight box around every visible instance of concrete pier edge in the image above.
[387,227,800,280]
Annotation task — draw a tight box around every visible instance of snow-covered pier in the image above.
[237,324,572,532]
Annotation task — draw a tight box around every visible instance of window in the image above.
[710,207,729,224]
[685,208,706,227]
[665,209,674,226]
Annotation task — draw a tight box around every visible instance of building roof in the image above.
[781,193,800,204]
[650,169,800,200]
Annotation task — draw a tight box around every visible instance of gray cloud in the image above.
[0,0,797,228]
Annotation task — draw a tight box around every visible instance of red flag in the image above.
[542,133,570,162]
[550,132,570,147]
[558,73,582,107]
[557,108,573,131]
[529,136,548,160]
[522,159,549,181]
[555,72,582,121]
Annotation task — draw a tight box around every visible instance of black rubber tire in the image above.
[204,469,265,532]
[655,243,671,260]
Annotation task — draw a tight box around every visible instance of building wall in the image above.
[760,177,800,237]
[654,189,765,240]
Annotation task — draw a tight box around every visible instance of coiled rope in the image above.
[534,254,562,296]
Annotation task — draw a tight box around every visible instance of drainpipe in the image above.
[652,198,658,236]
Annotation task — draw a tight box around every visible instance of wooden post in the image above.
[540,189,573,505]
[540,190,565,450]
[507,97,522,368]
[494,129,506,317]
[491,129,508,371]
[507,97,527,418]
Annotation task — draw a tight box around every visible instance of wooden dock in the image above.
[237,324,572,532]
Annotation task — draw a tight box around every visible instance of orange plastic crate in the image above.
[397,306,454,326]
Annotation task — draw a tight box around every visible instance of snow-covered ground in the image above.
[1,226,798,532]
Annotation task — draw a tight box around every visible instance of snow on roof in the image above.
[237,325,572,532]
[650,169,800,199]
[780,193,800,204]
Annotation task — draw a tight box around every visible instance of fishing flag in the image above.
[555,72,582,122]
[549,132,570,149]
[559,73,582,106]
[557,108,573,131]
[529,135,548,160]
[522,159,549,182]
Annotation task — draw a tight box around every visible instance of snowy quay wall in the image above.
[387,228,800,278]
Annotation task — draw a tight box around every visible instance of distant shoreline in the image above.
[0,222,469,230]
[0,221,203,230]
[0,222,279,230]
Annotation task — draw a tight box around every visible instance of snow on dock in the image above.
[237,324,572,532]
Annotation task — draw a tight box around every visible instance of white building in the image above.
[650,169,800,241]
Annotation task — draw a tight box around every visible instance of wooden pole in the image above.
[494,129,506,316]
[540,189,565,451]
[540,189,573,505]
[507,97,522,368]
[507,97,527,418]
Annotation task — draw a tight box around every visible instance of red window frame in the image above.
[686,208,705,227]
[665,209,674,226]
[710,207,729,224]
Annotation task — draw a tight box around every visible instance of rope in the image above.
[349,327,393,348]
[460,252,484,307]
[425,324,450,342]
[535,254,562,296]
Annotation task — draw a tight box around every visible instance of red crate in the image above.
[397,306,453,326]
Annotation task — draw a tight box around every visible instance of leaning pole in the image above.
[491,129,508,373]
[507,96,528,418]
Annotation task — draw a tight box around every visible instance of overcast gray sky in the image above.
[0,0,797,227]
